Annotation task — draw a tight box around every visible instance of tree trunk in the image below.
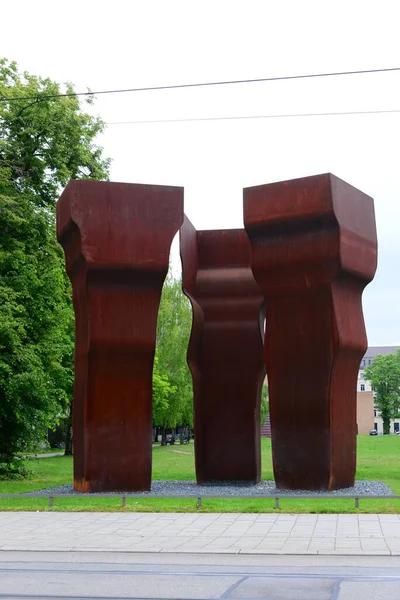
[154,427,161,443]
[64,403,73,456]
[180,424,187,444]
[383,417,391,435]
[161,427,167,446]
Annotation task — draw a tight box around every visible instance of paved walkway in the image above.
[26,452,64,458]
[1,512,400,555]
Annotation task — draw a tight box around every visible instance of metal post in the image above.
[197,497,202,508]
[121,496,126,507]
[275,497,280,510]
[355,497,359,509]
[48,496,53,508]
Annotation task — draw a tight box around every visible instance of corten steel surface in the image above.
[180,217,266,484]
[244,174,377,491]
[57,180,183,492]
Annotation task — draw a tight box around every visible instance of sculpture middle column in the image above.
[57,180,183,492]
[180,217,266,484]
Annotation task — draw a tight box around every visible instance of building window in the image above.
[360,372,364,380]
[361,384,365,391]
[374,422,378,431]
[374,409,377,417]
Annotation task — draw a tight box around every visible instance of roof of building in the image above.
[363,346,400,360]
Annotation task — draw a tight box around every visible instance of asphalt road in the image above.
[1,551,400,600]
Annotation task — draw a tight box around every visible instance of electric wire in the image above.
[1,66,399,102]
[106,108,400,125]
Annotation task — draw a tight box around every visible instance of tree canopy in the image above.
[0,58,110,208]
[153,275,193,439]
[0,188,73,467]
[364,351,400,434]
[0,58,110,474]
[260,384,269,428]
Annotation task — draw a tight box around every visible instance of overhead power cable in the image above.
[106,108,400,125]
[1,66,400,102]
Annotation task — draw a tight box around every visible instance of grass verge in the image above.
[0,437,399,513]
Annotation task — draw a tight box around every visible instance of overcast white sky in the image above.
[2,0,400,344]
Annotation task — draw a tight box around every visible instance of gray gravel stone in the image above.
[22,479,392,497]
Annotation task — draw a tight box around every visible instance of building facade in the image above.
[262,345,400,437]
[357,346,400,434]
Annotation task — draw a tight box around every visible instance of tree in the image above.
[0,187,72,473]
[153,275,193,443]
[260,384,269,428]
[0,59,109,474]
[364,351,400,434]
[152,357,176,440]
[0,58,110,208]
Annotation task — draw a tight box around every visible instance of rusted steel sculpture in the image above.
[180,217,266,484]
[57,180,183,492]
[244,173,377,490]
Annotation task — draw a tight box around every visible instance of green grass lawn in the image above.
[0,436,399,513]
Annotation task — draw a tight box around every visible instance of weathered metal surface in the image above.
[180,217,266,484]
[57,180,183,492]
[244,173,377,490]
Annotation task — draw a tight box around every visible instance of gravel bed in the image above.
[22,480,392,497]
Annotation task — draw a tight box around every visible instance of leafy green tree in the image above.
[152,357,176,434]
[0,59,109,473]
[260,384,269,428]
[154,275,193,443]
[0,188,72,473]
[0,58,110,208]
[364,351,400,434]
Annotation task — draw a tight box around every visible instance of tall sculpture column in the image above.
[180,217,266,484]
[244,173,377,490]
[57,180,183,492]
